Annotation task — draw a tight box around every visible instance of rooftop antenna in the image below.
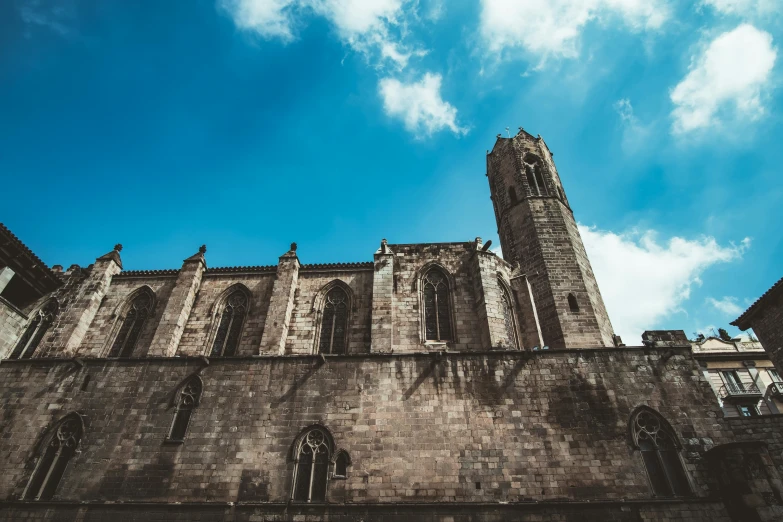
[505,127,510,138]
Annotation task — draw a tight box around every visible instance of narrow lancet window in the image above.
[423,268,452,342]
[23,414,82,500]
[9,300,58,359]
[167,376,202,442]
[568,293,579,313]
[109,290,153,358]
[631,408,691,497]
[293,427,332,502]
[508,186,518,204]
[525,163,539,196]
[499,281,518,349]
[524,154,548,197]
[318,287,348,355]
[334,450,350,478]
[211,290,248,357]
[534,165,547,196]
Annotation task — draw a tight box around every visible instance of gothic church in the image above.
[1,129,782,521]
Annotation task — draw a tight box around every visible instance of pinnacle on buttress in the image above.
[280,242,299,260]
[97,243,123,268]
[376,238,393,255]
[184,245,207,266]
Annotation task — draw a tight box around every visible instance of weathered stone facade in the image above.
[2,130,783,521]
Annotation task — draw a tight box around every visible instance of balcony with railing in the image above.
[765,381,783,399]
[718,382,763,401]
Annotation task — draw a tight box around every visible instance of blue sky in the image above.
[1,0,781,344]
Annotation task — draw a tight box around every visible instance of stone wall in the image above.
[390,243,496,352]
[285,268,373,355]
[178,272,276,357]
[0,348,730,507]
[77,276,175,358]
[726,415,783,471]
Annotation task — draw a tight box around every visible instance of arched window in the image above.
[211,289,248,357]
[318,287,349,355]
[292,427,333,503]
[523,154,547,197]
[422,267,452,342]
[508,186,518,204]
[167,376,202,442]
[108,289,153,358]
[568,293,579,313]
[9,300,58,360]
[630,408,691,497]
[334,450,351,478]
[499,280,518,349]
[23,413,83,500]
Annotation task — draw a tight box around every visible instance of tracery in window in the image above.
[630,408,690,497]
[422,267,452,342]
[292,427,333,502]
[499,280,518,349]
[9,300,58,360]
[108,289,153,358]
[318,287,349,355]
[23,413,83,500]
[211,289,248,357]
[167,376,202,442]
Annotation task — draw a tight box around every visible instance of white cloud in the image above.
[218,0,422,68]
[580,225,749,344]
[17,0,77,37]
[379,73,467,137]
[670,24,777,134]
[614,98,653,153]
[701,0,780,16]
[308,0,402,37]
[218,0,298,41]
[706,296,744,316]
[479,0,669,63]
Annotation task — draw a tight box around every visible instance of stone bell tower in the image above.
[487,128,614,349]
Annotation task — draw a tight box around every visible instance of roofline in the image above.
[731,275,783,329]
[0,222,62,294]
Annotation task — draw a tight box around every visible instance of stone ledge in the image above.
[0,345,694,367]
[0,497,723,509]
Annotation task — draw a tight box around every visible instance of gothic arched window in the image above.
[523,154,547,197]
[292,427,333,503]
[334,450,350,478]
[499,280,518,349]
[167,376,202,442]
[23,413,83,500]
[630,408,691,497]
[422,267,453,342]
[568,293,580,313]
[211,289,249,357]
[9,300,58,360]
[108,290,153,358]
[318,287,349,355]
